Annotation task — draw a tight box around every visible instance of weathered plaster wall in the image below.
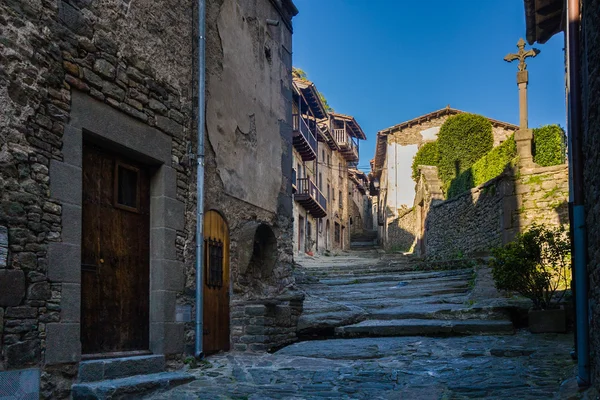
[424,164,569,258]
[204,0,300,353]
[580,0,600,387]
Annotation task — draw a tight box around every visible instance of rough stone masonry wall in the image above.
[385,207,416,252]
[580,0,600,388]
[425,165,569,258]
[0,0,194,395]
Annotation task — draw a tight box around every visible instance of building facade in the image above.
[371,107,518,250]
[0,0,299,397]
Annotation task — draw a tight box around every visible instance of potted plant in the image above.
[490,224,571,333]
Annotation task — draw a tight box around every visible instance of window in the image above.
[327,155,331,167]
[338,162,342,176]
[322,149,325,160]
[327,184,330,202]
[114,162,140,212]
[319,173,322,191]
[205,237,223,288]
[339,191,342,209]
[335,222,340,243]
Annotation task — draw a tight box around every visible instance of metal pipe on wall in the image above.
[566,0,589,386]
[195,0,206,360]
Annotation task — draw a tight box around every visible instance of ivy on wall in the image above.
[437,114,493,192]
[447,136,517,199]
[533,124,566,167]
[411,141,439,181]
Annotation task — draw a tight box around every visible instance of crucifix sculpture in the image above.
[504,38,540,129]
[504,38,540,165]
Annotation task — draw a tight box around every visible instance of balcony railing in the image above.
[333,128,358,161]
[292,114,317,159]
[295,177,327,217]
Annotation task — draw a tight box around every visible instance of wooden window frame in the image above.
[114,161,141,213]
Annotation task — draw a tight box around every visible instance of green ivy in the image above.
[446,136,517,199]
[411,141,439,181]
[533,124,566,166]
[437,114,493,192]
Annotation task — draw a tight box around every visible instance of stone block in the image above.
[245,325,264,335]
[61,283,81,322]
[150,196,185,230]
[6,306,37,319]
[155,116,182,137]
[245,305,266,316]
[50,160,82,206]
[249,343,266,352]
[150,166,177,199]
[28,282,51,300]
[150,290,176,323]
[0,269,25,306]
[150,228,177,261]
[150,322,184,354]
[63,126,83,167]
[61,203,82,245]
[233,343,247,351]
[6,339,41,368]
[45,323,81,365]
[150,260,184,292]
[48,242,80,283]
[103,355,165,380]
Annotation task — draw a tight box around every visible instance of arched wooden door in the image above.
[203,210,230,355]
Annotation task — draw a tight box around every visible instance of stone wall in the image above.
[0,0,299,397]
[424,164,569,258]
[581,0,600,388]
[385,207,416,252]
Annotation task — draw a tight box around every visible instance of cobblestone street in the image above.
[145,252,577,399]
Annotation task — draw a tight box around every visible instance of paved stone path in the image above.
[144,252,576,399]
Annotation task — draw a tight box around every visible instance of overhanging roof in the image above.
[524,0,564,44]
[293,78,327,119]
[372,106,519,179]
[329,112,366,140]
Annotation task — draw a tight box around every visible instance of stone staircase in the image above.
[350,230,379,249]
[295,253,515,340]
[71,354,194,399]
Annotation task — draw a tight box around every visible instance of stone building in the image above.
[290,77,366,256]
[371,107,518,250]
[348,169,373,236]
[522,0,600,390]
[0,0,299,397]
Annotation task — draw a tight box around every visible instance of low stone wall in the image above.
[230,291,304,352]
[385,207,417,252]
[424,164,569,258]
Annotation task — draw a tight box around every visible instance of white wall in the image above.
[386,143,419,209]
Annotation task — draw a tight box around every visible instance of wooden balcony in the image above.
[333,128,359,162]
[293,114,317,161]
[294,178,327,218]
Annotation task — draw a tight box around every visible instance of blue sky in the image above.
[291,0,566,172]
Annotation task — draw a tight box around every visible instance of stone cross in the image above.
[504,38,540,165]
[504,38,540,129]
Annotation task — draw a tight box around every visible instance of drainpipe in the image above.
[566,0,589,386]
[195,0,206,360]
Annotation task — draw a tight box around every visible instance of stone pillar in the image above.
[515,128,534,166]
[518,70,528,129]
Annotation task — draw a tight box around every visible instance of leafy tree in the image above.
[292,67,334,113]
[533,124,566,166]
[411,141,439,181]
[437,113,493,193]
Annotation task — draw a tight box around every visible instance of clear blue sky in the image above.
[291,0,566,172]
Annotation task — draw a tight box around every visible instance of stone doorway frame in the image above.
[45,91,185,365]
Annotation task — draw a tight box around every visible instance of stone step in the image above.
[335,319,514,338]
[78,355,165,382]
[72,371,194,399]
[369,304,511,321]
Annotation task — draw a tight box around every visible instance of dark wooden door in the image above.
[203,210,230,355]
[81,144,150,354]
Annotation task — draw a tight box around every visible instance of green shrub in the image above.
[437,114,493,192]
[490,224,570,310]
[533,124,566,166]
[411,141,439,181]
[446,136,517,198]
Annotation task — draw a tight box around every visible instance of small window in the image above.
[205,238,224,288]
[114,162,140,212]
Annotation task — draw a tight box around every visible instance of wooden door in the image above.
[203,210,230,355]
[81,144,150,354]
